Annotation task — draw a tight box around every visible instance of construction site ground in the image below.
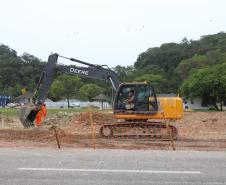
[0,110,226,151]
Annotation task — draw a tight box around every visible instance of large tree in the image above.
[135,74,167,93]
[134,32,226,93]
[49,75,82,108]
[78,84,103,101]
[181,63,226,111]
[0,44,44,97]
[113,65,134,81]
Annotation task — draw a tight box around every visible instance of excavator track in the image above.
[99,122,177,140]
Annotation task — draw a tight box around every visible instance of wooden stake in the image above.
[88,107,96,149]
[52,126,61,149]
[1,118,4,127]
[162,112,176,151]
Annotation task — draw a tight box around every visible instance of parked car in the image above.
[6,103,18,108]
[69,102,80,108]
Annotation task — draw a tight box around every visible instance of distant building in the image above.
[45,98,111,109]
[183,97,206,110]
[183,97,226,110]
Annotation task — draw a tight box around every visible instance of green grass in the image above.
[0,107,110,117]
[46,108,88,116]
[0,108,18,117]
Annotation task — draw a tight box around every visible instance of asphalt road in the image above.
[0,148,225,185]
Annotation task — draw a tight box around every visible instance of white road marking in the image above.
[18,167,202,174]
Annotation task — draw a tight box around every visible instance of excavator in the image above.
[19,53,183,139]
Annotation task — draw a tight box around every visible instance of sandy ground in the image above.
[0,111,226,151]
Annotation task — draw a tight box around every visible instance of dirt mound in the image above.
[41,111,77,129]
[0,127,66,143]
[0,111,226,151]
[0,116,21,128]
[61,112,114,135]
[75,112,114,125]
[173,112,226,140]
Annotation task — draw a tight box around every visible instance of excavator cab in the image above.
[114,82,158,114]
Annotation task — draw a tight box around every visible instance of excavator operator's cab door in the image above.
[136,84,158,112]
[114,83,158,114]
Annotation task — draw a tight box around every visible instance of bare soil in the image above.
[0,111,226,151]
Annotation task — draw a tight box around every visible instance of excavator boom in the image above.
[19,53,121,127]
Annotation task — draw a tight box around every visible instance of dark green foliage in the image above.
[133,32,226,95]
[113,65,134,81]
[181,63,226,110]
[78,84,103,101]
[134,42,189,72]
[134,74,167,93]
[49,75,83,108]
[0,44,44,97]
[132,32,226,110]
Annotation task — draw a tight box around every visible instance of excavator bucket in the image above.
[18,106,38,128]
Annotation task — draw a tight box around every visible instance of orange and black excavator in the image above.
[19,53,183,139]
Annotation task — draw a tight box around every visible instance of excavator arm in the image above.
[19,53,121,127]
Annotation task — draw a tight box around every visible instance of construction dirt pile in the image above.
[62,112,114,134]
[0,111,226,150]
[174,112,226,141]
[76,112,114,124]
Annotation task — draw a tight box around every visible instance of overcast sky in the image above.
[0,0,226,67]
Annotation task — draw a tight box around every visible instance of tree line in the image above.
[0,44,110,104]
[114,32,226,110]
[1,31,226,110]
